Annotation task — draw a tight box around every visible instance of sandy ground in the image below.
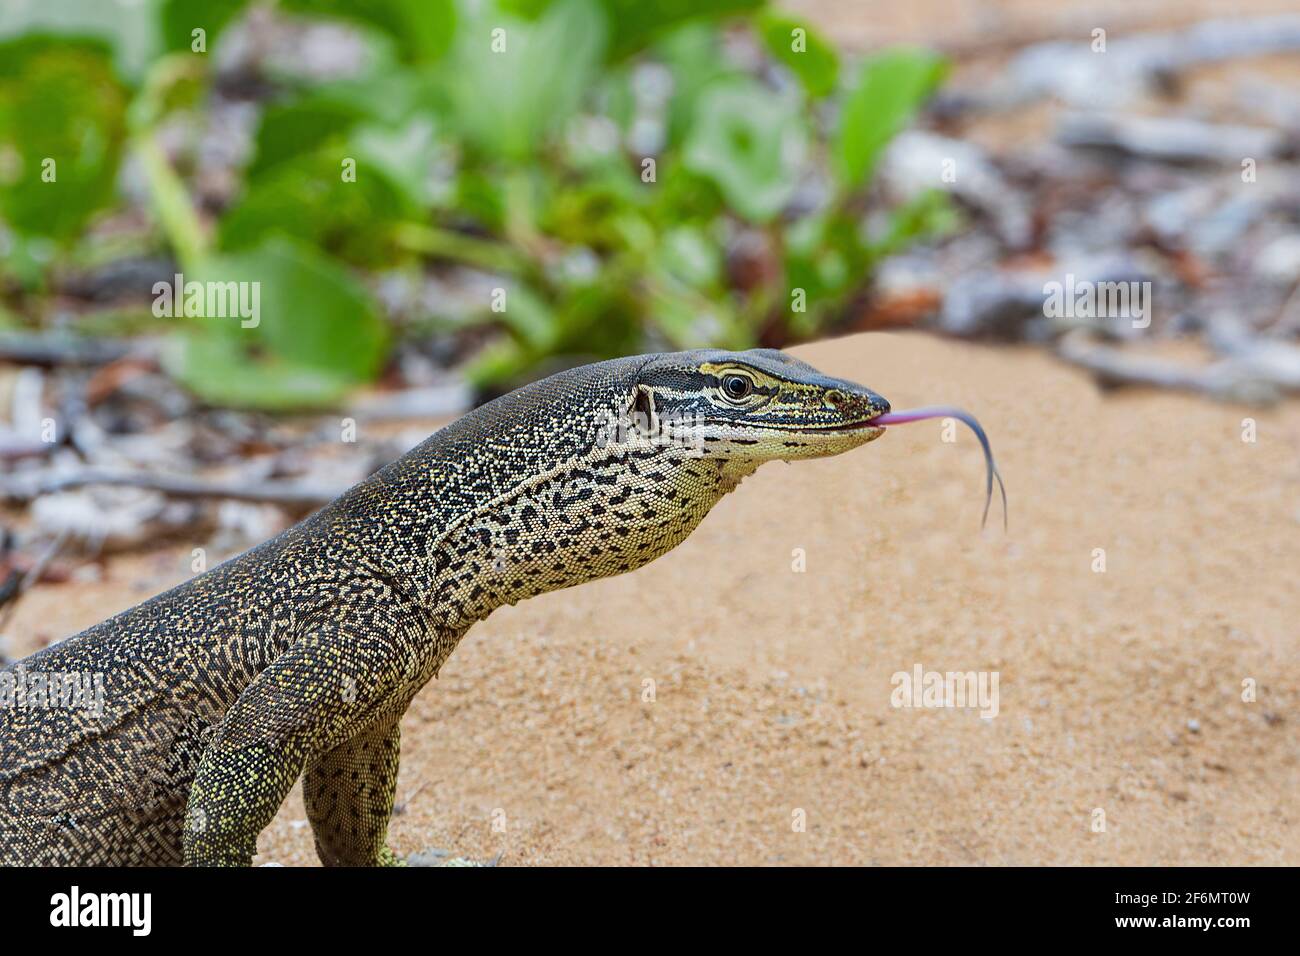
[6,332,1297,865]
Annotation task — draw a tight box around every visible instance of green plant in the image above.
[0,0,954,409]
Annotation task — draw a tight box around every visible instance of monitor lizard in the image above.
[0,348,892,866]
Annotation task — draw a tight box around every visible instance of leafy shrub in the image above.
[0,0,953,408]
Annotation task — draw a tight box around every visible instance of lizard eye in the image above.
[720,374,753,401]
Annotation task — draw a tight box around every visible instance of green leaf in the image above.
[833,47,947,189]
[599,0,763,59]
[280,0,457,62]
[656,23,739,147]
[645,272,739,349]
[165,332,356,410]
[0,229,57,289]
[499,0,761,59]
[869,187,959,258]
[441,0,606,161]
[454,171,509,233]
[758,13,838,98]
[220,147,418,265]
[462,336,537,388]
[248,69,439,177]
[552,278,645,355]
[781,208,871,334]
[351,117,440,209]
[647,164,725,227]
[656,226,721,290]
[542,168,645,250]
[0,0,162,82]
[249,98,367,179]
[682,77,807,223]
[189,238,389,383]
[0,39,129,241]
[494,284,558,351]
[159,0,248,53]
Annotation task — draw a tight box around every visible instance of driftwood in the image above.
[1008,14,1300,108]
[1058,113,1287,165]
[0,333,149,367]
[0,431,55,463]
[0,470,344,510]
[1055,330,1300,404]
[348,384,470,421]
[0,530,69,633]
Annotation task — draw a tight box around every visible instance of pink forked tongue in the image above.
[868,405,1008,530]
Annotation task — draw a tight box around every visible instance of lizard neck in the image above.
[366,444,759,631]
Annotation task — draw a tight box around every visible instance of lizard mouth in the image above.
[695,417,882,434]
[799,419,885,434]
[712,416,884,435]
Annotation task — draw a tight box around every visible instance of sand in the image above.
[7,332,1297,865]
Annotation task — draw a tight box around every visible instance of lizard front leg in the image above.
[303,718,404,867]
[183,591,421,866]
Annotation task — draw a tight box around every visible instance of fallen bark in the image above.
[0,470,344,510]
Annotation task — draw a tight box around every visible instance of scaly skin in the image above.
[0,348,888,866]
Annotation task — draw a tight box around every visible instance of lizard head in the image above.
[628,348,890,462]
[397,348,895,623]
